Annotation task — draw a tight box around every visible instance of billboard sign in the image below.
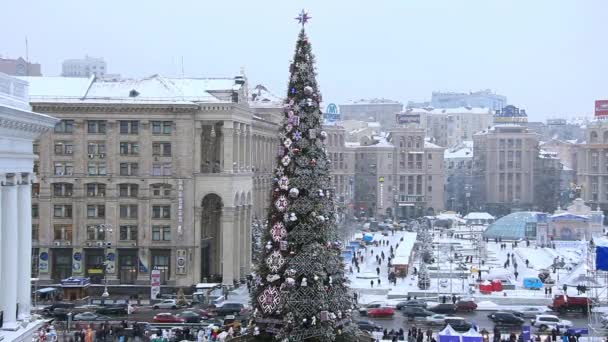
[595,100,608,117]
[396,113,421,125]
[324,103,341,122]
[151,269,161,299]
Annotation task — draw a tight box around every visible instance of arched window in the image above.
[590,131,599,143]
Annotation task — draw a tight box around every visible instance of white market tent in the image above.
[464,212,495,225]
[439,325,462,342]
[462,328,482,342]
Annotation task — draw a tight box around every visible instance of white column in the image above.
[221,208,235,286]
[233,123,240,173]
[222,122,234,173]
[245,126,252,171]
[245,205,252,275]
[17,174,32,321]
[233,208,241,281]
[1,176,19,330]
[0,174,3,324]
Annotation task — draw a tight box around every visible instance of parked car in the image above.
[96,304,127,315]
[444,317,472,332]
[367,307,395,318]
[531,315,572,331]
[401,307,434,318]
[356,320,383,332]
[73,312,110,321]
[396,300,427,310]
[194,307,217,320]
[426,314,448,325]
[428,304,456,314]
[455,300,477,312]
[358,302,385,316]
[153,299,178,310]
[153,313,185,323]
[177,311,202,323]
[487,312,525,325]
[43,302,75,315]
[214,302,247,316]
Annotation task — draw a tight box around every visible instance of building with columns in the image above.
[21,74,278,291]
[577,120,608,211]
[0,73,58,339]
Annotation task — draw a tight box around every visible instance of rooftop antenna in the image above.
[25,36,29,76]
[181,56,184,78]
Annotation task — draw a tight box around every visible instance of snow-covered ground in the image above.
[347,222,606,306]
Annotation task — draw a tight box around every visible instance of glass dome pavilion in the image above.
[483,211,544,240]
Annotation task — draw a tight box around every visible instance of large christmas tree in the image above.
[250,10,358,342]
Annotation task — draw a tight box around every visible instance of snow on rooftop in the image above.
[19,74,239,104]
[249,84,283,107]
[403,106,493,115]
[464,212,495,220]
[424,141,442,149]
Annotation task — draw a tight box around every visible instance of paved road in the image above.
[361,310,592,334]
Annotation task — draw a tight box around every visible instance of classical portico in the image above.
[0,73,57,339]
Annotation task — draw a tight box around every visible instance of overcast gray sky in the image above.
[3,1,607,121]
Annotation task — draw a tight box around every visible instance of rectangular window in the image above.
[152,205,171,219]
[119,184,139,198]
[54,162,74,176]
[119,204,138,219]
[54,141,74,155]
[152,225,171,241]
[87,162,107,176]
[87,204,105,218]
[53,204,73,218]
[88,142,106,155]
[53,224,73,241]
[152,184,172,197]
[119,225,138,241]
[119,162,139,176]
[152,163,172,176]
[86,183,106,197]
[152,142,172,157]
[119,120,139,134]
[152,121,173,135]
[32,204,39,218]
[86,225,106,241]
[120,142,139,155]
[53,183,74,197]
[54,120,75,134]
[32,224,39,241]
[87,120,107,134]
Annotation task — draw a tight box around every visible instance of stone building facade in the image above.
[22,74,278,289]
[577,120,608,210]
[473,124,540,215]
[536,198,603,245]
[353,126,445,219]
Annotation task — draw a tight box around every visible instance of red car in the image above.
[153,313,185,323]
[455,300,477,312]
[367,307,395,318]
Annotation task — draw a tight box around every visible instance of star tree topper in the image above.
[295,9,311,27]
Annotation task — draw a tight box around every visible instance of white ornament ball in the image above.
[289,213,297,221]
[289,188,300,198]
[318,215,325,222]
[304,86,314,96]
[320,131,328,140]
[313,275,319,281]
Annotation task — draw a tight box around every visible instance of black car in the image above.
[428,304,456,314]
[396,300,427,310]
[356,320,383,332]
[444,318,472,332]
[43,302,75,314]
[401,306,434,318]
[96,304,128,315]
[215,303,245,316]
[487,312,525,325]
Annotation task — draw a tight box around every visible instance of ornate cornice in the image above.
[31,102,199,114]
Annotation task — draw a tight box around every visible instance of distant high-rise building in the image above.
[0,57,41,76]
[62,56,107,77]
[431,89,506,111]
[340,98,403,129]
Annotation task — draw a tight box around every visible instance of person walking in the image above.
[426,328,433,342]
[376,267,380,276]
[370,279,374,288]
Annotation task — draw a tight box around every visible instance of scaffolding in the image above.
[586,241,608,340]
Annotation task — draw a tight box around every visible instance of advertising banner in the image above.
[396,113,421,125]
[72,248,83,275]
[151,269,161,299]
[596,100,608,117]
[39,248,49,273]
[105,248,116,274]
[323,103,341,122]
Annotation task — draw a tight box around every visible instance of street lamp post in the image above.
[99,224,113,297]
